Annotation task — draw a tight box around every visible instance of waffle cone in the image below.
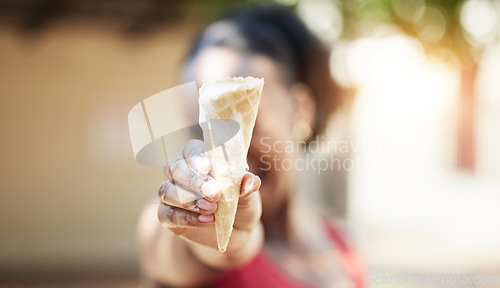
[198,77,264,252]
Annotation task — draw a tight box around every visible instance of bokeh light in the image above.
[460,0,500,45]
[297,0,343,43]
[391,0,425,22]
[414,5,447,43]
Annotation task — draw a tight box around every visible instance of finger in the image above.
[158,181,217,214]
[168,156,221,201]
[182,139,211,175]
[233,172,262,230]
[239,172,261,199]
[169,156,205,193]
[163,139,209,180]
[158,203,214,230]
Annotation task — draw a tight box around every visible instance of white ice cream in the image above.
[198,77,264,118]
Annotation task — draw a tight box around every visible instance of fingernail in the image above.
[198,214,214,223]
[202,180,219,200]
[197,198,216,211]
[194,156,210,174]
[158,182,167,200]
[241,176,255,198]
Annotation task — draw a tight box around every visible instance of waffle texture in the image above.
[198,77,264,252]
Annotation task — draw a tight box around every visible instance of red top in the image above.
[212,221,366,288]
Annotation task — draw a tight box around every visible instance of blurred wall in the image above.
[0,24,197,279]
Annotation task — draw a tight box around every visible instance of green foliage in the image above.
[339,0,479,65]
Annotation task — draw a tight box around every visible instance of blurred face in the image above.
[185,47,304,222]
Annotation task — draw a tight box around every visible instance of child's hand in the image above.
[157,139,262,253]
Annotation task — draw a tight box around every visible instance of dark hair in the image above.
[185,4,341,137]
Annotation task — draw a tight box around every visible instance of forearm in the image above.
[137,203,218,287]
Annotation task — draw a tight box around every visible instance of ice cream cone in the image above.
[198,77,264,252]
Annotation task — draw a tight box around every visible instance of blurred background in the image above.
[1,0,499,287]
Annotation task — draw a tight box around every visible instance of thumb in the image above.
[233,172,262,231]
[239,172,261,200]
